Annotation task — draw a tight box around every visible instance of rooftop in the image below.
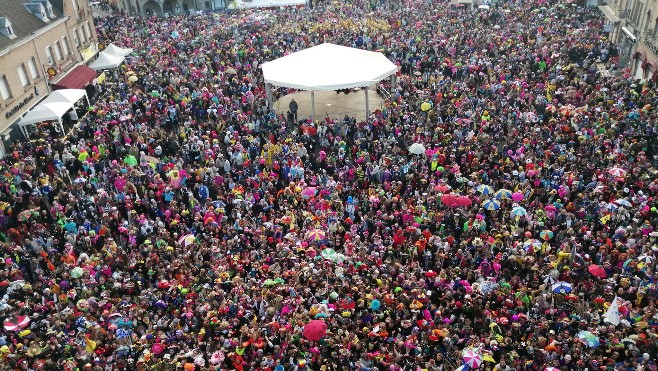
[0,0,65,52]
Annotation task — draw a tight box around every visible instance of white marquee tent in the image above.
[261,43,398,119]
[88,51,125,71]
[104,43,133,57]
[18,89,87,137]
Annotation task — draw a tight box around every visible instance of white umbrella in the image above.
[613,199,632,207]
[408,143,426,155]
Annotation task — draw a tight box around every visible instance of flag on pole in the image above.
[604,296,620,326]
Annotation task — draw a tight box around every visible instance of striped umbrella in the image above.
[3,316,30,331]
[462,350,482,369]
[523,239,542,252]
[307,229,327,242]
[482,199,501,211]
[607,167,626,177]
[539,230,554,240]
[475,185,494,195]
[494,189,513,200]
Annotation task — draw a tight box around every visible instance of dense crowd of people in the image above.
[1,0,658,370]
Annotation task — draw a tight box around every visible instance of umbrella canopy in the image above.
[613,198,632,207]
[70,266,85,279]
[3,316,30,331]
[303,319,328,341]
[307,229,327,242]
[539,230,554,240]
[475,185,494,195]
[577,330,600,348]
[551,282,573,294]
[588,264,607,278]
[321,248,348,264]
[463,350,482,368]
[482,199,501,211]
[16,209,39,222]
[441,194,460,207]
[607,167,626,177]
[511,206,527,217]
[523,239,542,252]
[178,234,196,247]
[455,196,472,207]
[494,189,513,199]
[408,143,427,155]
[511,192,524,201]
[301,187,318,198]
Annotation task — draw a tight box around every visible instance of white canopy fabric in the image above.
[19,89,86,127]
[104,43,133,57]
[49,89,87,104]
[89,51,125,70]
[19,103,71,126]
[261,43,398,91]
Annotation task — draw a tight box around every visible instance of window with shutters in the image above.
[28,57,39,79]
[0,75,12,100]
[62,36,71,55]
[17,64,29,87]
[45,46,54,65]
[53,41,63,61]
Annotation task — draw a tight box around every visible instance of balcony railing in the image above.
[644,33,658,57]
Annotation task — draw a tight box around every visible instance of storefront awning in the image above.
[598,5,620,24]
[80,45,99,62]
[622,26,637,41]
[52,65,97,90]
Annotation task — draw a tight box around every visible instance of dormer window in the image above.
[34,0,56,18]
[0,18,17,39]
[24,3,50,23]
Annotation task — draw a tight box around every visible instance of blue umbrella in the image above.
[511,206,527,217]
[551,282,573,294]
[475,185,494,195]
[577,330,600,348]
[370,299,381,311]
[482,199,501,211]
[494,189,513,199]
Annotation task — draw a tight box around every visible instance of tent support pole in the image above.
[265,83,274,111]
[311,90,315,122]
[365,87,370,120]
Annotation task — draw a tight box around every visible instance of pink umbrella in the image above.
[456,196,472,207]
[588,264,607,278]
[441,194,460,207]
[151,343,165,355]
[463,350,482,368]
[301,187,318,198]
[434,184,451,193]
[303,320,328,341]
[511,192,524,201]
